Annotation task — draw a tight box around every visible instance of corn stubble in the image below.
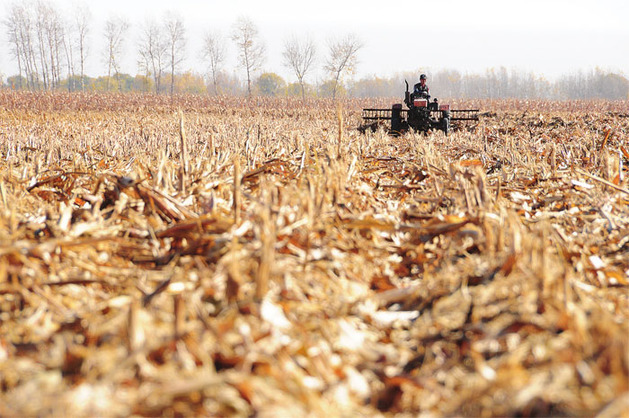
[0,92,628,417]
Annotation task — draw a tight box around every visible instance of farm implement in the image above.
[359,80,479,135]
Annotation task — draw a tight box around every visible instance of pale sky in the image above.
[1,0,628,82]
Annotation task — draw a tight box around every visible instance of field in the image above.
[0,92,628,417]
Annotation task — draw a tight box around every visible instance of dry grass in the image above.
[0,91,628,417]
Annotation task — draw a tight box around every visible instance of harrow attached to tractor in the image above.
[359,80,479,135]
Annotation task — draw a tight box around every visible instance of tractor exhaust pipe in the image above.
[404,80,410,108]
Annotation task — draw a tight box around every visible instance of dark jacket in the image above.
[413,82,430,99]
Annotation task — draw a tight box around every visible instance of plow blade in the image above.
[362,108,394,121]
[360,107,479,135]
[363,108,479,123]
[450,109,479,121]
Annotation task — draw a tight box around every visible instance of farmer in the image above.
[413,74,430,99]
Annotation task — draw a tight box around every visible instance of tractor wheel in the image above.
[391,104,403,134]
[442,111,450,135]
[390,121,409,137]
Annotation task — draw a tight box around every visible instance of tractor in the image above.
[359,80,479,135]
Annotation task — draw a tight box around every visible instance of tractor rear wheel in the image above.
[442,111,450,135]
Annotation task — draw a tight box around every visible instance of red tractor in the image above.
[360,80,478,135]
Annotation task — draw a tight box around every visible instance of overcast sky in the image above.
[1,0,628,83]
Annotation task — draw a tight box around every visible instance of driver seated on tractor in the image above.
[413,74,430,99]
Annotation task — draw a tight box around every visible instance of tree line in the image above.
[2,0,627,100]
[2,1,362,99]
[352,67,629,100]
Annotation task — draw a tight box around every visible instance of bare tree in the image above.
[231,16,265,96]
[103,15,129,91]
[138,18,167,93]
[4,3,33,89]
[283,35,316,101]
[23,6,39,89]
[33,2,49,89]
[49,6,65,89]
[7,0,47,90]
[31,1,66,90]
[61,22,75,91]
[324,34,363,99]
[73,2,91,91]
[201,30,226,95]
[164,13,186,96]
